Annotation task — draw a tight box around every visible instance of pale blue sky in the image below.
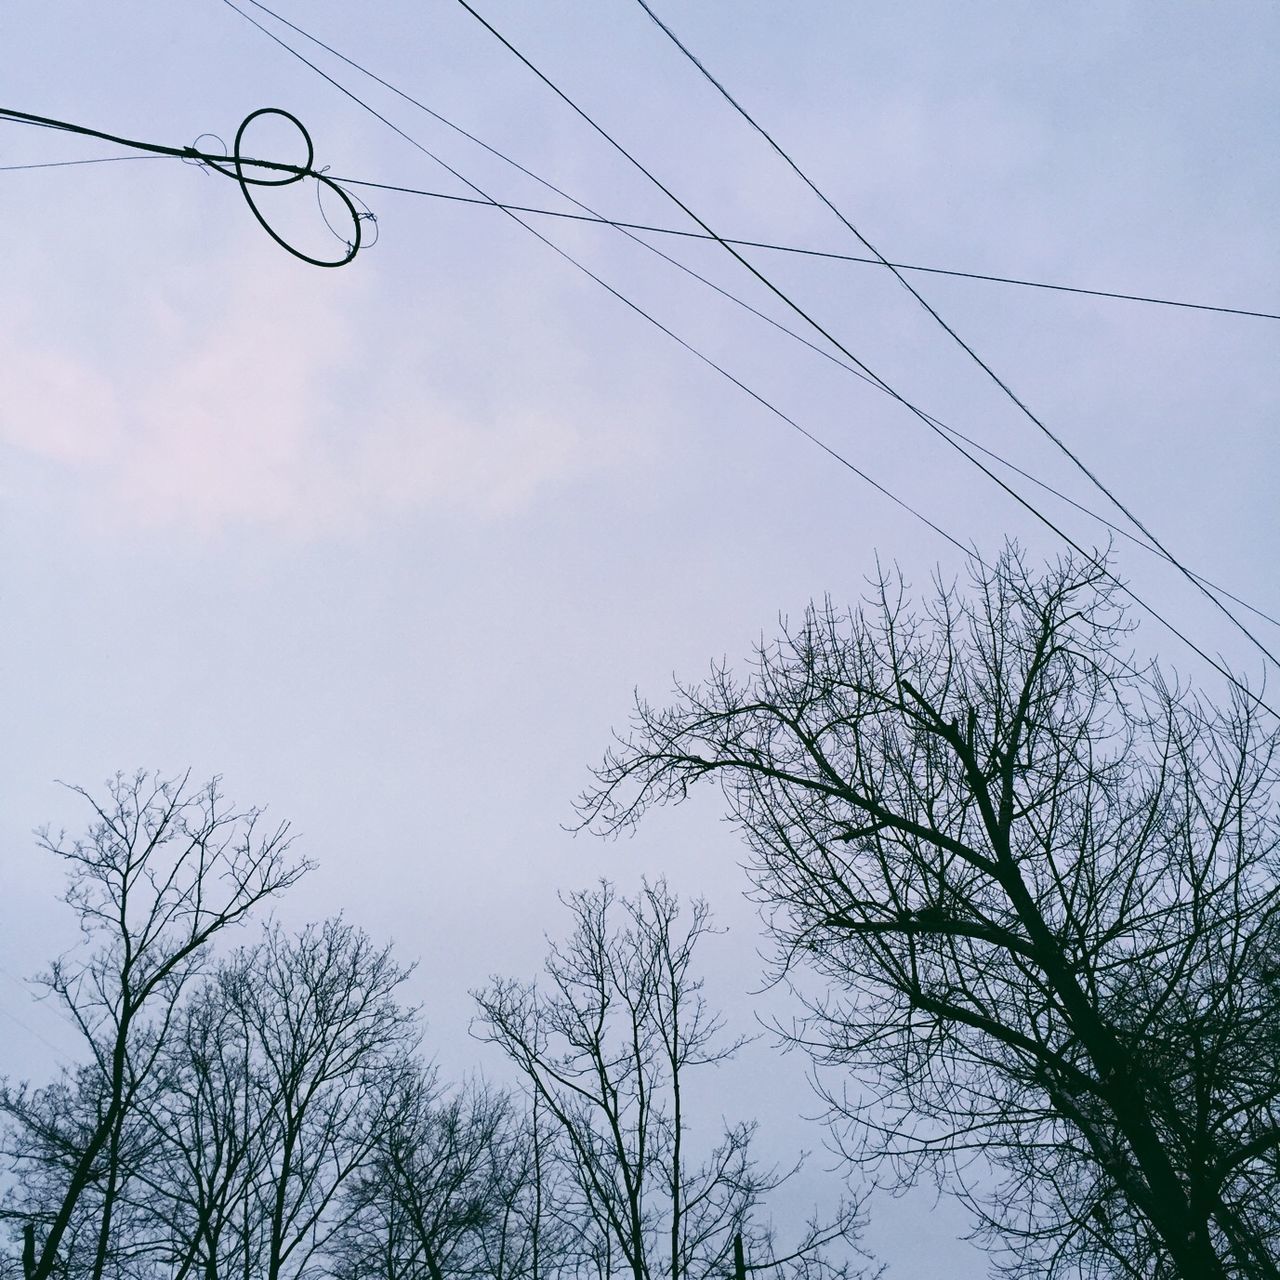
[2,3,1277,1275]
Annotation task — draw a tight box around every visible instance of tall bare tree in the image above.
[334,1071,575,1280]
[578,547,1280,1280]
[225,919,417,1280]
[474,881,867,1280]
[109,919,417,1280]
[127,972,264,1280]
[1,772,306,1280]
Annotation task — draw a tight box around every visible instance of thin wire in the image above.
[0,106,294,174]
[225,0,1278,632]
[444,0,1279,715]
[224,0,1278,711]
[0,154,173,172]
[0,1003,74,1064]
[219,0,1278,325]
[326,179,1280,322]
[0,105,362,266]
[334,175,1276,632]
[0,966,78,1066]
[6,73,1270,627]
[6,47,1267,695]
[219,0,972,555]
[6,46,1273,665]
[631,0,1280,674]
[6,112,1276,317]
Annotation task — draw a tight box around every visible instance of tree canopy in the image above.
[580,547,1280,1280]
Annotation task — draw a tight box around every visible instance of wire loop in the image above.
[230,108,360,267]
[316,166,379,249]
[183,133,228,175]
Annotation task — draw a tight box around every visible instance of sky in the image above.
[2,2,1278,1275]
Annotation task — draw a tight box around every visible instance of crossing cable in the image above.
[229,0,1278,711]
[8,60,1269,662]
[0,964,78,1067]
[0,105,362,266]
[9,26,1270,668]
[224,0,1280,636]
[333,187,1280,322]
[220,0,974,560]
[0,154,173,173]
[448,0,1280,708]
[7,111,1277,320]
[223,1,1279,635]
[631,0,1280,672]
[11,131,1278,627]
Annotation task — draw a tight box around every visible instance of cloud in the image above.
[0,332,124,466]
[0,244,632,538]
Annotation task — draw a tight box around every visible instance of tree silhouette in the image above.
[1,772,306,1280]
[474,881,868,1280]
[580,547,1280,1280]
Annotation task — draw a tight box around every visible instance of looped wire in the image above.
[228,108,361,268]
[183,133,228,175]
[316,165,379,250]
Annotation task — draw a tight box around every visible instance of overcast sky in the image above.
[2,3,1278,1275]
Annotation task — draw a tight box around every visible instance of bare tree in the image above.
[1,772,306,1280]
[127,974,265,1280]
[474,881,867,1280]
[578,547,1280,1280]
[334,1070,576,1280]
[111,919,416,1280]
[224,919,417,1280]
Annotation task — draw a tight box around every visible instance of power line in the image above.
[6,103,1273,626]
[223,0,1279,638]
[217,3,975,553]
[443,0,1280,714]
[321,180,1280,323]
[224,0,1278,712]
[7,121,1277,321]
[631,0,1280,675]
[0,105,363,266]
[226,0,1280,326]
[6,32,1269,702]
[0,154,172,173]
[0,965,78,1067]
[328,196,1274,630]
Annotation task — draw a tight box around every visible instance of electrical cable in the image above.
[0,965,77,1067]
[631,0,1280,674]
[8,109,1275,629]
[324,189,1276,632]
[219,0,974,556]
[213,0,1279,326]
[446,0,1280,710]
[325,181,1279,322]
[0,1003,73,1064]
[7,117,1277,316]
[224,0,1278,712]
[0,154,173,173]
[7,26,1269,700]
[0,105,362,266]
[224,0,1278,633]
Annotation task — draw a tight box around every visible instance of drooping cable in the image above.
[7,110,1276,316]
[12,30,1264,645]
[0,105,362,265]
[218,0,974,560]
[7,15,1266,690]
[631,0,1279,671]
[0,154,173,173]
[204,0,1280,323]
[446,0,1279,708]
[222,0,1277,635]
[221,0,1277,712]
